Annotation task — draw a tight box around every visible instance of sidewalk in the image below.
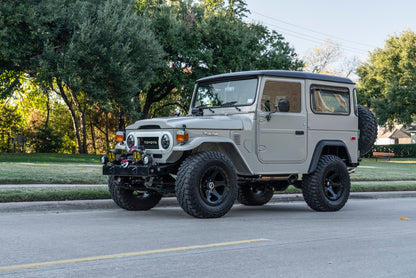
[0,184,108,188]
[1,180,416,188]
[1,191,416,213]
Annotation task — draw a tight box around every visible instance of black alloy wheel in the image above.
[199,166,229,206]
[323,168,345,201]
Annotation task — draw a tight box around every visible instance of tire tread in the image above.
[175,151,237,218]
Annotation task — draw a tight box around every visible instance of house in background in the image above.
[408,125,416,143]
[376,124,416,145]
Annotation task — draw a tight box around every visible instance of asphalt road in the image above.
[1,198,415,278]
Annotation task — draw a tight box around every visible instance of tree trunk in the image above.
[140,93,154,120]
[68,87,88,154]
[139,82,176,120]
[90,121,97,154]
[105,112,110,150]
[118,107,125,131]
[44,92,50,130]
[56,82,82,154]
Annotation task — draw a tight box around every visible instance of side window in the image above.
[311,86,350,114]
[261,80,301,113]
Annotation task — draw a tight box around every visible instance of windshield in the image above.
[194,78,258,108]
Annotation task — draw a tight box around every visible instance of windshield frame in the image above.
[192,77,259,110]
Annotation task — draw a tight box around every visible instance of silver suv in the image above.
[101,70,377,218]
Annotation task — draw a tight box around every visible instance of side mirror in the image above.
[278,99,290,112]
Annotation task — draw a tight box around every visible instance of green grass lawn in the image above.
[0,154,415,185]
[0,187,110,202]
[0,153,102,163]
[0,162,108,184]
[352,158,416,181]
[0,153,107,184]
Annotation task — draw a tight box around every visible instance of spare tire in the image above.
[358,105,377,156]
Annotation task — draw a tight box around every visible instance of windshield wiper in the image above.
[196,104,215,113]
[220,101,241,111]
[220,101,238,107]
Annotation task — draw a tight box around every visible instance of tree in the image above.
[23,109,63,153]
[304,40,359,78]
[0,100,24,152]
[357,30,416,126]
[0,0,163,153]
[304,40,341,74]
[135,0,303,119]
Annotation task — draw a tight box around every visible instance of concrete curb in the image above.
[1,191,416,213]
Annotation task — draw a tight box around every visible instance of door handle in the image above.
[295,130,304,135]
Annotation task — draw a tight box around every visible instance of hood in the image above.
[126,115,243,130]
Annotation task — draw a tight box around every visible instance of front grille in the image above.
[139,137,159,149]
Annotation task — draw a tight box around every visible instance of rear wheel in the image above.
[302,155,350,211]
[238,183,274,206]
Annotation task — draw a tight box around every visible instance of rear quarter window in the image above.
[310,86,350,115]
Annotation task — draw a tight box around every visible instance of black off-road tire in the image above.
[108,175,122,207]
[175,151,238,218]
[110,176,162,211]
[302,155,350,212]
[358,104,377,156]
[237,183,274,206]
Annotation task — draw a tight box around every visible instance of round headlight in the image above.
[161,134,170,149]
[127,134,135,148]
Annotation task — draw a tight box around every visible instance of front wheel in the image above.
[175,151,238,218]
[302,155,350,211]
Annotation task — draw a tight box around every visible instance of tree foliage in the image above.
[357,30,416,126]
[135,0,303,118]
[0,0,163,153]
[1,0,304,153]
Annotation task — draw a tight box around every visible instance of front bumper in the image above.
[102,163,175,177]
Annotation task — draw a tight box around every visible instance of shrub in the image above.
[368,144,416,158]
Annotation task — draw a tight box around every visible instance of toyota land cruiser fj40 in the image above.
[101,70,377,218]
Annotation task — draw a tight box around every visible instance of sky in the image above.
[244,0,416,63]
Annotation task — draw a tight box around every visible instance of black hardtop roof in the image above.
[196,70,354,84]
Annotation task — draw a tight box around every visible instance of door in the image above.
[257,78,307,163]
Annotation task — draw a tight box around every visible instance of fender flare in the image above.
[172,137,253,175]
[308,140,352,174]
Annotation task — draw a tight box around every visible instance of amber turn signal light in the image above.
[176,130,189,143]
[116,131,124,142]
